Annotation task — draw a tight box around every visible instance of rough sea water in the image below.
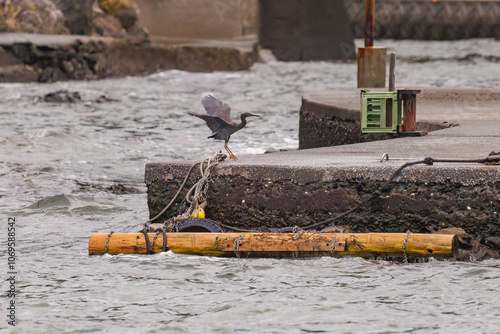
[1,39,500,333]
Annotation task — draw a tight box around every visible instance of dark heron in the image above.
[188,95,260,161]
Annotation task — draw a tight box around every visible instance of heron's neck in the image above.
[237,115,248,130]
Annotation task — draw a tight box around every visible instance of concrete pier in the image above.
[146,89,500,259]
[0,32,258,82]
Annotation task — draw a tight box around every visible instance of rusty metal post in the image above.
[389,52,396,91]
[365,0,375,47]
[385,52,396,127]
[358,0,385,88]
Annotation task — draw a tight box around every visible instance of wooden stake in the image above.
[89,232,458,259]
[389,52,396,91]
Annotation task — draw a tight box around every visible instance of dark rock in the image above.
[92,11,126,38]
[51,66,68,81]
[470,240,500,261]
[4,43,33,64]
[485,236,500,250]
[43,90,81,103]
[61,60,75,74]
[124,23,149,44]
[57,0,94,35]
[0,47,38,82]
[104,183,142,194]
[74,180,142,194]
[38,67,54,82]
[95,95,119,103]
[115,7,137,30]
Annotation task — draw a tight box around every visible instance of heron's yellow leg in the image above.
[224,144,238,161]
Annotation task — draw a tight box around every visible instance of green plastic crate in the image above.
[361,91,402,134]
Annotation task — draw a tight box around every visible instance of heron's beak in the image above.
[249,113,260,118]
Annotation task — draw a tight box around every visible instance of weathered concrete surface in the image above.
[146,89,500,259]
[129,0,258,39]
[0,32,258,82]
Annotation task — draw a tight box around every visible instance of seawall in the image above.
[145,88,500,260]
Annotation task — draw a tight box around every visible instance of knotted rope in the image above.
[138,152,226,253]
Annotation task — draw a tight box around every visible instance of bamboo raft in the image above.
[89,232,458,259]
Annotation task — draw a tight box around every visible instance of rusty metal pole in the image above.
[365,0,375,47]
[358,0,385,88]
[389,52,396,91]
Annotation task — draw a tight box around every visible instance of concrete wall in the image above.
[129,0,356,61]
[346,0,500,40]
[129,0,258,39]
[259,0,356,61]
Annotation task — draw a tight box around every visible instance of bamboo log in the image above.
[89,232,458,259]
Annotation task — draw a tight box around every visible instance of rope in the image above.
[380,153,389,162]
[104,231,114,254]
[142,229,152,254]
[144,161,199,227]
[142,152,226,231]
[330,237,339,253]
[292,226,304,240]
[182,153,226,218]
[162,228,167,252]
[233,235,243,258]
[402,230,411,264]
[151,231,161,252]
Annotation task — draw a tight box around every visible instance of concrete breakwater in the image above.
[145,88,500,260]
[146,155,500,260]
[346,0,500,40]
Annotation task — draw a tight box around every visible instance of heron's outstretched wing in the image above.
[201,95,231,122]
[187,112,233,134]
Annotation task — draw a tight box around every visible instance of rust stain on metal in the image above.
[364,0,375,47]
